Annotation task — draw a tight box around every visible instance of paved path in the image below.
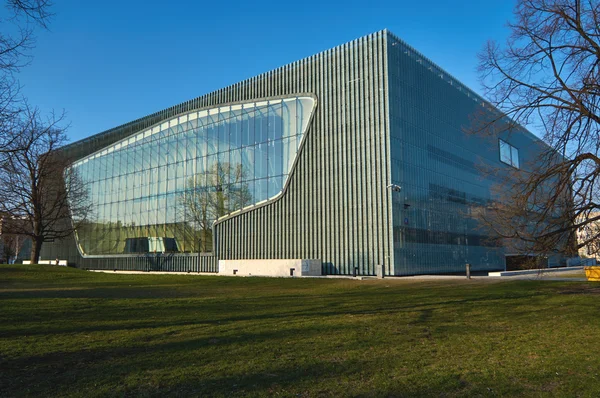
[89,269,591,282]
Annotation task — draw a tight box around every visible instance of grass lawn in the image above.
[1,265,599,397]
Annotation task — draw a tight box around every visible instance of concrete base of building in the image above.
[23,260,68,266]
[219,259,322,277]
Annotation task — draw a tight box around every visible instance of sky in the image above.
[12,0,517,143]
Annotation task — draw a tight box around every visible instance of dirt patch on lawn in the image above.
[558,284,600,295]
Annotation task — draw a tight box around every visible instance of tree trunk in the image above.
[30,237,43,264]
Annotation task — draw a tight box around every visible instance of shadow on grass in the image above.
[0,286,203,300]
[1,267,589,397]
[0,322,350,391]
[0,288,547,340]
[0,324,486,397]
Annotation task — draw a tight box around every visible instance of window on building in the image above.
[499,139,519,168]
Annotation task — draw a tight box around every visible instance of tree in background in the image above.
[475,0,599,257]
[0,107,92,263]
[180,162,253,252]
[0,1,89,264]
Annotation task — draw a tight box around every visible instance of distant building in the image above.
[577,212,600,260]
[43,30,562,275]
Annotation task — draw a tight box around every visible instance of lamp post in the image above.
[384,184,402,278]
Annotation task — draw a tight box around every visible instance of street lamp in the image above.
[381,183,403,278]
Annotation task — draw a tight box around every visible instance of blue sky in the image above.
[15,0,516,143]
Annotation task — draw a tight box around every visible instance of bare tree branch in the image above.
[0,106,92,263]
[474,0,600,259]
[179,162,253,253]
[0,0,53,153]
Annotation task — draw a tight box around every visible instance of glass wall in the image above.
[387,34,542,275]
[71,96,315,255]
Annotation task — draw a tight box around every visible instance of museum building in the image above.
[41,30,555,276]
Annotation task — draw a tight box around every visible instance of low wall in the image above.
[488,266,584,277]
[219,259,322,277]
[23,260,68,266]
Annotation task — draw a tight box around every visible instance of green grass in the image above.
[1,265,600,397]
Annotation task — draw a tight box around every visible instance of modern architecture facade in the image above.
[43,30,556,275]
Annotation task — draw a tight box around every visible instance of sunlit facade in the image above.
[43,30,559,275]
[71,97,315,256]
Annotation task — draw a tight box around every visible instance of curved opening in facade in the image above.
[70,96,316,256]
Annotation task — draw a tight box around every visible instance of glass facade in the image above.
[71,96,315,255]
[387,33,542,275]
[46,30,558,275]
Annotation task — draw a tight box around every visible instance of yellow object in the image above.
[585,266,600,281]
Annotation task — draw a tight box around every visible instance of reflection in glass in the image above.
[71,96,315,255]
[499,139,519,168]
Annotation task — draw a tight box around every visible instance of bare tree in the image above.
[0,107,92,263]
[475,0,599,257]
[0,0,53,152]
[180,162,253,252]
